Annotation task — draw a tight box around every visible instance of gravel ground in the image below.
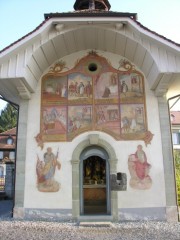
[0,219,179,240]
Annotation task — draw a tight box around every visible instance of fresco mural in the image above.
[95,105,120,138]
[36,147,61,192]
[120,104,146,135]
[95,72,118,104]
[68,105,92,140]
[41,106,67,141]
[128,145,152,190]
[37,51,153,145]
[42,76,68,104]
[68,73,92,104]
[119,73,144,103]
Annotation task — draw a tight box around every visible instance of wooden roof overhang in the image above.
[0,11,180,105]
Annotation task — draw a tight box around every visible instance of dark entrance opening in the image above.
[83,156,107,215]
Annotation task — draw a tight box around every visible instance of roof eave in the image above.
[1,11,180,57]
[44,11,137,20]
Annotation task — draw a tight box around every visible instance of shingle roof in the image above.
[0,127,16,136]
[0,128,16,150]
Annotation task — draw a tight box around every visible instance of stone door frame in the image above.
[71,134,118,221]
[80,147,110,215]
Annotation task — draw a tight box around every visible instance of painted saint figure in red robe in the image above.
[128,145,152,190]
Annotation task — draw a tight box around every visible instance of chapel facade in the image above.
[0,0,180,222]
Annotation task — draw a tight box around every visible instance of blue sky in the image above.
[1,0,180,50]
[0,0,180,111]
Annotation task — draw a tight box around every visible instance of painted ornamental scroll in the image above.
[37,51,153,146]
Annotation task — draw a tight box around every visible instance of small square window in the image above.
[7,137,13,145]
[172,132,180,145]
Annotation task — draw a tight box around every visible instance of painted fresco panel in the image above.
[119,73,144,103]
[95,72,118,104]
[68,105,92,141]
[42,76,68,105]
[41,106,67,141]
[95,105,120,138]
[68,73,93,105]
[120,104,146,135]
[38,52,152,144]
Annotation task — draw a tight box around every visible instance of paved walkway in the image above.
[0,220,180,240]
[0,201,179,239]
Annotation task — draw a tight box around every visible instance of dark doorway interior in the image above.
[83,156,107,215]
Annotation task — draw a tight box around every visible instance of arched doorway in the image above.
[71,134,118,221]
[80,146,110,215]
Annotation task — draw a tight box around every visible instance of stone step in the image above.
[78,215,114,224]
[79,221,113,227]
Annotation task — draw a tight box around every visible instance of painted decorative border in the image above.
[36,51,154,147]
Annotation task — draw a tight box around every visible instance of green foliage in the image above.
[0,103,18,133]
[174,150,180,206]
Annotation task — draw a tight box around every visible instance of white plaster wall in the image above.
[117,73,166,209]
[24,79,74,209]
[24,50,166,211]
